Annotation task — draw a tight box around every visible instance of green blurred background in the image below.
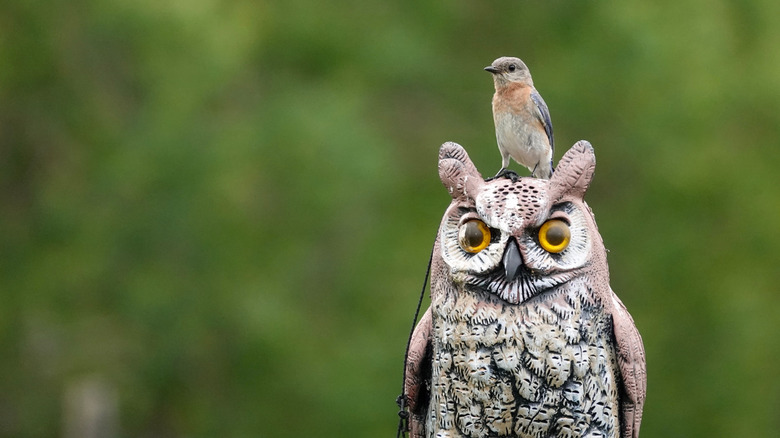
[2,0,780,436]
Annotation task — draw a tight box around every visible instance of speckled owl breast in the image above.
[427,268,620,438]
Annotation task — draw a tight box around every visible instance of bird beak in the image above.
[484,66,499,74]
[502,239,524,283]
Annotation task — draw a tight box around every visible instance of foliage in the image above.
[2,1,779,436]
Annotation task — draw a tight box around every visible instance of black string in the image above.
[396,243,434,438]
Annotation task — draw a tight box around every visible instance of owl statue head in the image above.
[435,140,607,304]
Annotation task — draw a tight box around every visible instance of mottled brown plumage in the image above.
[404,141,646,438]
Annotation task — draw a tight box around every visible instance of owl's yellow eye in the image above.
[458,220,491,254]
[539,219,571,253]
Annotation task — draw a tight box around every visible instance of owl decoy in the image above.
[403,141,646,438]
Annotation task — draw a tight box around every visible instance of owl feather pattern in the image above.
[403,141,646,438]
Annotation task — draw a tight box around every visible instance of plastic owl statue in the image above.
[402,141,646,438]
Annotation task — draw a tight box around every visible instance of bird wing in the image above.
[404,307,433,438]
[530,90,555,156]
[609,289,647,438]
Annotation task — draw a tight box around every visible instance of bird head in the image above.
[485,56,533,87]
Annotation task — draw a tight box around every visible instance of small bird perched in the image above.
[485,56,554,179]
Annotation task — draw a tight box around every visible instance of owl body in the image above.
[404,142,645,438]
[427,267,620,438]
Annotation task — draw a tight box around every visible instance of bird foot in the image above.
[486,168,519,182]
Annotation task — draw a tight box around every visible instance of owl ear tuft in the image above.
[438,142,483,200]
[549,140,596,201]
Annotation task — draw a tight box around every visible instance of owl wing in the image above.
[609,289,647,438]
[530,89,554,155]
[404,307,433,438]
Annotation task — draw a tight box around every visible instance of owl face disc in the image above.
[439,178,591,305]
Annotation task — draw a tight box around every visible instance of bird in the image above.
[485,56,555,180]
[402,141,646,438]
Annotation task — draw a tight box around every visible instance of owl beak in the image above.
[502,239,524,283]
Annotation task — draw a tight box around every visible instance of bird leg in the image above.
[486,167,519,182]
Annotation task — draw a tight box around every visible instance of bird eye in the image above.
[458,220,491,254]
[508,64,516,72]
[539,219,571,253]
